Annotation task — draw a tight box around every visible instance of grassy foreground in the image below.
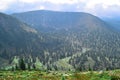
[0,70,119,80]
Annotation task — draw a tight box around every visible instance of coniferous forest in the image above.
[0,10,120,80]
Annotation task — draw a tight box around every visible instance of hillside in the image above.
[103,18,120,31]
[0,10,119,70]
[0,13,44,67]
[12,10,120,70]
[0,13,57,69]
[12,10,112,32]
[0,12,73,70]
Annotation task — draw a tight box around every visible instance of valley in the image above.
[0,0,120,80]
[0,10,120,72]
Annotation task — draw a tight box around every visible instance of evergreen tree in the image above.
[53,65,58,71]
[28,63,31,70]
[88,64,92,71]
[33,64,36,70]
[19,58,26,70]
[11,66,14,71]
[15,64,19,70]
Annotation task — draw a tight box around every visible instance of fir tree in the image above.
[19,58,26,70]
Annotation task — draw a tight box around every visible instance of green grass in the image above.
[0,70,119,80]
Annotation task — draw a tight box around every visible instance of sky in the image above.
[0,0,120,18]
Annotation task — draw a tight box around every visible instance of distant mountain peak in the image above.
[12,10,110,32]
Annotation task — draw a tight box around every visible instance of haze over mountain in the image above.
[0,10,119,70]
[103,18,120,31]
[13,10,113,32]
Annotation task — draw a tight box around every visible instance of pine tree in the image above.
[28,63,31,70]
[15,64,19,70]
[11,66,14,71]
[19,58,26,70]
[33,64,36,70]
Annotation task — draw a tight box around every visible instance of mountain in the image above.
[1,10,120,70]
[12,10,113,32]
[12,10,120,70]
[0,12,73,70]
[0,13,58,69]
[0,12,43,68]
[103,18,120,31]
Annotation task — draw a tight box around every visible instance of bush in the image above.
[111,76,120,80]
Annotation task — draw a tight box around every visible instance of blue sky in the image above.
[0,0,120,18]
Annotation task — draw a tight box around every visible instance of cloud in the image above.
[0,0,16,11]
[85,0,120,9]
[43,0,79,4]
[0,0,120,18]
[19,0,39,3]
[39,6,45,10]
[81,0,120,17]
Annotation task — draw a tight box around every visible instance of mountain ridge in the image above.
[12,10,113,32]
[12,10,120,70]
[0,10,119,70]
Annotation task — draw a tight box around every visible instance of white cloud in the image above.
[85,0,120,9]
[0,0,120,17]
[39,6,45,10]
[0,0,16,11]
[43,0,79,4]
[18,0,39,3]
[75,0,120,17]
